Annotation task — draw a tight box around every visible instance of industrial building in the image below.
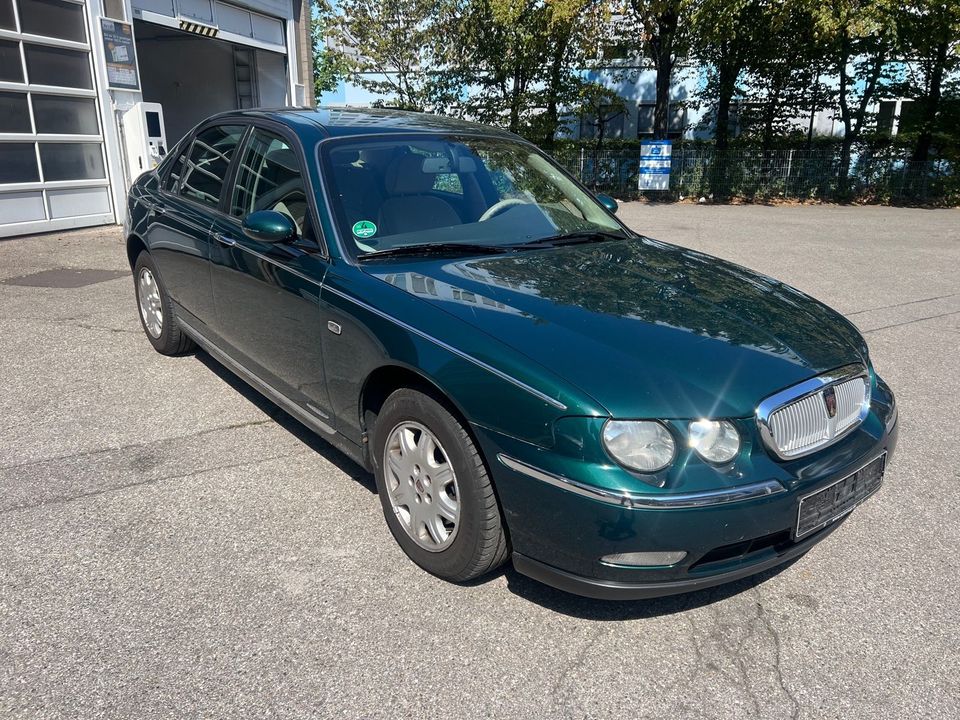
[0,0,313,238]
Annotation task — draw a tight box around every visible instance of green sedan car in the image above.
[125,108,898,600]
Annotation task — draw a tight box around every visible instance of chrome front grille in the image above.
[757,366,870,459]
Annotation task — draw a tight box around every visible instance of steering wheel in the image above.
[478,197,530,222]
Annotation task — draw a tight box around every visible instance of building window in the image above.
[32,95,100,134]
[0,143,41,183]
[724,101,766,137]
[24,44,94,88]
[0,39,24,82]
[39,142,106,181]
[101,0,124,20]
[877,99,922,135]
[0,0,16,30]
[17,0,87,43]
[580,105,625,139]
[0,92,32,133]
[637,103,686,139]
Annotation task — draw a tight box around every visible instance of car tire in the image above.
[133,251,195,356]
[372,388,509,582]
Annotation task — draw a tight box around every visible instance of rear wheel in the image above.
[133,251,194,355]
[372,388,508,582]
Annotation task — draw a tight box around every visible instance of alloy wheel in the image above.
[383,421,461,552]
[137,267,163,338]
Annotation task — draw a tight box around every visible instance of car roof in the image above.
[207,106,521,140]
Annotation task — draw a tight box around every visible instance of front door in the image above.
[208,126,333,421]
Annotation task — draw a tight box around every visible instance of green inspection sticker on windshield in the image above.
[352,220,377,239]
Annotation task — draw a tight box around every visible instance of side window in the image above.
[163,143,188,192]
[179,124,244,208]
[231,128,313,241]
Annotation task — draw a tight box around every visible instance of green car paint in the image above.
[125,108,898,600]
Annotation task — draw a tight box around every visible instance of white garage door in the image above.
[0,0,114,238]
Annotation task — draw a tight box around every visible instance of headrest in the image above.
[265,148,298,174]
[384,153,435,195]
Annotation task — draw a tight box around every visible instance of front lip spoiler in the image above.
[497,454,785,509]
[511,519,842,600]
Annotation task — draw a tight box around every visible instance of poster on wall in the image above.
[638,140,672,191]
[100,18,140,90]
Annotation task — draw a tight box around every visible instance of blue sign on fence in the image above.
[639,140,672,190]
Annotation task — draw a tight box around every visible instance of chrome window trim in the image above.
[497,454,785,509]
[323,285,568,410]
[756,363,870,460]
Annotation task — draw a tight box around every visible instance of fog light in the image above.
[600,550,687,567]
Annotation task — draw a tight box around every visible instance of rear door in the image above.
[208,124,334,422]
[146,123,245,329]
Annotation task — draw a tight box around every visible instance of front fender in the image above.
[319,267,607,449]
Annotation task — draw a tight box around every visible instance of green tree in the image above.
[742,1,828,155]
[896,1,960,160]
[455,0,548,132]
[689,0,757,154]
[448,0,607,143]
[629,0,692,139]
[327,0,456,111]
[536,0,610,151]
[312,1,346,100]
[572,82,627,186]
[815,0,899,194]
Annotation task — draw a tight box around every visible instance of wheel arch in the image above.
[359,363,474,449]
[359,361,514,548]
[126,233,148,269]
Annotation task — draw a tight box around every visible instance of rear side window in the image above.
[164,144,188,192]
[179,124,244,208]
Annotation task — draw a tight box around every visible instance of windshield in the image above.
[319,135,627,257]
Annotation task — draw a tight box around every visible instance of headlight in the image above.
[602,420,676,473]
[688,419,740,464]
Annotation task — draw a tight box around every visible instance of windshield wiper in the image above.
[512,230,628,249]
[357,242,513,261]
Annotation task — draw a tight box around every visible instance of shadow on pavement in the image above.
[498,558,801,620]
[193,350,377,495]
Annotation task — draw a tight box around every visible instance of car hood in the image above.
[365,237,868,418]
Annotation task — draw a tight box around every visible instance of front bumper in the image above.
[512,517,843,600]
[476,383,898,600]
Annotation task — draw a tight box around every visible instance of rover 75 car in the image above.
[124,108,898,600]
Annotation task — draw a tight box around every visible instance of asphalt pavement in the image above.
[1,203,958,719]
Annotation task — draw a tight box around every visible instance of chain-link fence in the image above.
[557,146,957,204]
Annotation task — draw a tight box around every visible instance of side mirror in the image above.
[241,210,297,244]
[596,193,618,214]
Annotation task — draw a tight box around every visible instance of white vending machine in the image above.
[120,102,167,183]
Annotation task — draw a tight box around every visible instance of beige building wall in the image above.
[292,0,314,106]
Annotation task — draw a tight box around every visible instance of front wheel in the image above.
[372,388,509,582]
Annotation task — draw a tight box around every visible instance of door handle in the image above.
[213,232,237,247]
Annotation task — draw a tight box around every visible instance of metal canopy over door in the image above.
[0,0,115,238]
[131,0,287,53]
